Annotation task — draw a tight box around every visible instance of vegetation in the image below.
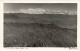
[4,13,77,47]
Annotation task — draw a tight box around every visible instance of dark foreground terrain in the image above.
[4,13,77,47]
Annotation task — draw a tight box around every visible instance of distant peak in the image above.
[4,8,77,15]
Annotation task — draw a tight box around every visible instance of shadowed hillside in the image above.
[4,13,77,47]
[4,13,77,29]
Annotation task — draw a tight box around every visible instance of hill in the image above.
[4,13,77,47]
[4,13,77,29]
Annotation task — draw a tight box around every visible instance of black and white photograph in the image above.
[4,3,77,47]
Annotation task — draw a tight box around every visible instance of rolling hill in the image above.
[4,13,77,47]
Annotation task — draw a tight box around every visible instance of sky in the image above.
[4,3,77,13]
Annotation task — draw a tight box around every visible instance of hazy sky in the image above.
[4,3,77,13]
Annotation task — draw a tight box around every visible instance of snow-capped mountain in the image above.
[5,8,77,15]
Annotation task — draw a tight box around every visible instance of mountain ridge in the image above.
[4,8,77,15]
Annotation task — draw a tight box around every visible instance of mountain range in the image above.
[5,8,77,15]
